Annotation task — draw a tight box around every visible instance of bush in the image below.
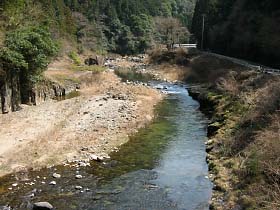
[148,48,190,65]
[68,51,81,65]
[3,25,58,79]
[216,72,240,96]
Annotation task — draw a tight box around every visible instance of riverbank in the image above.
[0,59,163,177]
[148,50,280,210]
[0,76,212,210]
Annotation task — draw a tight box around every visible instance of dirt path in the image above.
[0,62,162,177]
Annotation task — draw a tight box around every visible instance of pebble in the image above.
[49,181,56,185]
[89,154,100,161]
[75,186,83,190]
[52,173,61,179]
[75,175,83,179]
[78,162,87,167]
[12,183,18,187]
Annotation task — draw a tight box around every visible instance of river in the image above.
[0,76,212,210]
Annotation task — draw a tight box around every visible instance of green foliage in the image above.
[3,26,58,81]
[68,51,81,65]
[0,47,27,70]
[245,150,260,177]
[0,25,58,102]
[1,0,196,55]
[68,0,195,54]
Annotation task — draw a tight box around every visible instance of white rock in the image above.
[52,173,61,179]
[75,175,83,179]
[75,186,83,190]
[90,154,100,161]
[33,202,53,210]
[12,183,18,187]
[49,181,56,185]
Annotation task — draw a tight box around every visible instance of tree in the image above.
[0,26,58,102]
[154,16,189,49]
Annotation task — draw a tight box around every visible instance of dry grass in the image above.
[148,48,190,65]
[183,54,280,209]
[239,114,280,209]
[216,71,240,96]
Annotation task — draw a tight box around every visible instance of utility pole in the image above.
[201,14,206,50]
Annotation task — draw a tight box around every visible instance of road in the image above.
[202,51,280,75]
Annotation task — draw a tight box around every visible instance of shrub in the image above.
[148,48,190,65]
[68,51,81,65]
[2,26,58,79]
[216,72,240,96]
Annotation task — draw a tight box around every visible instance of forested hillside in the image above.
[64,0,196,54]
[0,0,196,113]
[192,0,280,68]
[0,0,196,55]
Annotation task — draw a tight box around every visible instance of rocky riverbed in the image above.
[0,57,163,177]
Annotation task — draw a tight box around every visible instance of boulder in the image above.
[85,57,98,66]
[33,202,53,210]
[85,55,105,66]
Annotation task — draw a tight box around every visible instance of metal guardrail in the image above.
[173,44,197,48]
[203,52,280,76]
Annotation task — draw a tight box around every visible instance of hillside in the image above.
[0,0,196,54]
[0,0,196,114]
[192,0,280,68]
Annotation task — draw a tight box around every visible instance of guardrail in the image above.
[203,52,280,76]
[173,44,197,48]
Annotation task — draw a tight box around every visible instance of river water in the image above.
[0,78,212,210]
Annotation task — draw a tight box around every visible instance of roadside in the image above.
[0,57,163,177]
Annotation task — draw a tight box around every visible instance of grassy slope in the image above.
[188,55,280,210]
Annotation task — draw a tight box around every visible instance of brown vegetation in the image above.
[199,65,280,210]
[148,48,191,65]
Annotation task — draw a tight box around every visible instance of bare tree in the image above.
[154,17,189,50]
